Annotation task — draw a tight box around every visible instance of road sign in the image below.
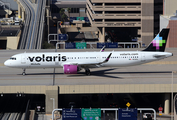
[65,42,76,49]
[159,111,162,115]
[97,43,118,48]
[84,17,90,22]
[70,17,77,22]
[81,108,101,120]
[76,42,86,49]
[107,43,118,48]
[62,109,81,120]
[77,17,84,20]
[118,108,137,120]
[58,34,68,41]
[158,107,163,116]
[126,102,131,107]
[158,107,163,111]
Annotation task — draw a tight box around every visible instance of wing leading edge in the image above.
[62,53,112,68]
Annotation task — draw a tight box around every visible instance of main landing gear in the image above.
[22,69,26,76]
[85,69,90,76]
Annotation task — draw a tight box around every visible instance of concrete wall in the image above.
[0,86,59,114]
[6,36,19,49]
[1,84,177,94]
[164,0,177,16]
[167,20,177,48]
[46,89,58,114]
[141,0,154,46]
[160,16,169,31]
[80,8,86,17]
[6,30,21,50]
[0,86,58,94]
[59,84,177,94]
[0,84,176,114]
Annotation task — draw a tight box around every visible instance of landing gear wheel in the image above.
[22,72,26,76]
[85,69,90,76]
[22,69,26,76]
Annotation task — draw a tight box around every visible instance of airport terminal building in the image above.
[50,0,163,47]
[86,0,163,46]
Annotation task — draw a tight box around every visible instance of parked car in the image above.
[143,113,152,120]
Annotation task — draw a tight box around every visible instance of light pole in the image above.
[174,94,177,120]
[172,71,174,120]
[57,21,60,35]
[50,98,55,110]
[57,21,61,48]
[172,71,177,120]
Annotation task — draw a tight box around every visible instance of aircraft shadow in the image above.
[68,70,171,78]
[68,68,123,79]
[17,73,63,76]
[104,71,172,74]
[18,69,171,79]
[21,68,123,79]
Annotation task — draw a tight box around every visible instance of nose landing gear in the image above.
[22,69,26,76]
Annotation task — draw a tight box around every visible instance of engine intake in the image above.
[63,65,78,74]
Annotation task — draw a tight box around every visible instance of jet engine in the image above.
[63,65,78,74]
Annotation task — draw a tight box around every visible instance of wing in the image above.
[153,54,166,58]
[62,53,112,68]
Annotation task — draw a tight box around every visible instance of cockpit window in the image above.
[10,57,16,60]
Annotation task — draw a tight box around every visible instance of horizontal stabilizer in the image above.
[153,55,166,58]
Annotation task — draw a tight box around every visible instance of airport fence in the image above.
[51,108,156,120]
[55,42,140,49]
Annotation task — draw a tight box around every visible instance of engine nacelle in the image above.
[63,65,78,74]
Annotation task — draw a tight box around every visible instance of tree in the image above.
[62,14,67,22]
[59,8,65,22]
[60,8,65,15]
[42,41,55,49]
[67,8,71,21]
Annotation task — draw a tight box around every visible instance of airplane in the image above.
[4,28,172,76]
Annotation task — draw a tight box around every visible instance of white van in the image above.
[14,21,20,25]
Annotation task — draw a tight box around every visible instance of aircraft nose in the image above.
[4,60,10,67]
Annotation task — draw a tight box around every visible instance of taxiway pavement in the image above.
[0,48,177,86]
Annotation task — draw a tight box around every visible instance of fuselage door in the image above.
[96,55,101,62]
[55,55,59,66]
[141,53,145,62]
[21,54,26,64]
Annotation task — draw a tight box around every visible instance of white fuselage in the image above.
[4,51,172,69]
